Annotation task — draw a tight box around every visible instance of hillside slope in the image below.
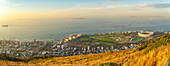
[29,44,170,66]
[0,34,170,66]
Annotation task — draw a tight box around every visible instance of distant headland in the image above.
[2,25,8,27]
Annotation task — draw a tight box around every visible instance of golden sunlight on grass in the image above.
[0,43,169,66]
[27,43,169,66]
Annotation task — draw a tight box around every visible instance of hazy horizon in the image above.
[0,0,170,21]
[0,0,170,41]
[0,18,170,41]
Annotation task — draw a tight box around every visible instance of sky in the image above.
[0,0,170,20]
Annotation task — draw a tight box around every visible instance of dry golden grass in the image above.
[23,43,169,66]
[0,44,169,66]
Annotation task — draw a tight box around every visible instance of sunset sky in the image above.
[0,0,170,20]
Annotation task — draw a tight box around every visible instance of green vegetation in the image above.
[132,49,136,53]
[0,54,60,63]
[39,46,46,51]
[119,39,129,44]
[136,34,170,53]
[0,54,23,62]
[69,32,148,46]
[77,36,93,42]
[88,33,139,45]
[23,55,56,62]
[90,35,119,45]
[99,62,119,66]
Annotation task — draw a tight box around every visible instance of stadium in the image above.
[138,31,154,37]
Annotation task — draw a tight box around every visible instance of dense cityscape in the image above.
[0,31,169,58]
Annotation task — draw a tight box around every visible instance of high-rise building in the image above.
[34,39,36,44]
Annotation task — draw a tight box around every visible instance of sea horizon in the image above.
[0,18,170,41]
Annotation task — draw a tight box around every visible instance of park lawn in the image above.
[119,39,129,44]
[76,36,92,42]
[90,35,120,45]
[74,34,130,45]
[97,41,113,45]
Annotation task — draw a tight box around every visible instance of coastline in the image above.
[0,30,169,58]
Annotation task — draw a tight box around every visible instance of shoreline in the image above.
[1,30,169,42]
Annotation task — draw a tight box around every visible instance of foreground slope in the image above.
[0,35,170,66]
[29,44,170,66]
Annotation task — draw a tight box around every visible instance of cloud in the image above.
[106,0,122,1]
[129,16,170,19]
[128,8,141,10]
[53,4,129,13]
[129,3,170,10]
[74,5,129,11]
[52,4,129,18]
[55,18,85,19]
[107,5,128,8]
[144,3,170,8]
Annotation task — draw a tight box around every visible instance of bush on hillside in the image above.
[99,62,119,66]
[135,34,170,53]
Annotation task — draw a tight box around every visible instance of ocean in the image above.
[0,18,170,41]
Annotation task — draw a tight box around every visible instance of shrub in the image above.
[99,62,119,66]
[136,34,170,53]
[110,51,113,53]
[132,49,136,53]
